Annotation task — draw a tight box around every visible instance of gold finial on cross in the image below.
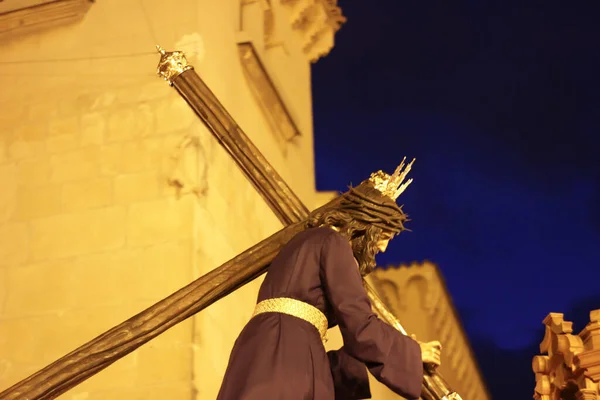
[155,44,193,86]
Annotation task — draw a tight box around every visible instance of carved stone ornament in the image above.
[165,134,207,199]
[280,0,346,62]
[241,0,346,63]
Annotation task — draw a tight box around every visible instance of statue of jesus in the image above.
[217,160,442,399]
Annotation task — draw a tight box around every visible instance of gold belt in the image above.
[253,297,328,343]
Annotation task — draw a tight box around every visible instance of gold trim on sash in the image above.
[253,297,328,343]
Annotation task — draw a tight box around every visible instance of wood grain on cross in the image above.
[0,47,461,400]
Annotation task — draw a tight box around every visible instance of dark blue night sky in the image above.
[311,1,600,397]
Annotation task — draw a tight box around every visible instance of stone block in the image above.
[0,138,6,164]
[30,206,126,261]
[62,177,113,211]
[137,81,171,103]
[99,143,122,176]
[68,383,192,400]
[0,267,7,312]
[31,310,121,368]
[17,123,47,142]
[17,158,52,187]
[90,92,117,111]
[72,93,96,115]
[154,97,196,135]
[71,248,142,307]
[57,98,83,118]
[135,383,192,400]
[208,150,236,200]
[193,247,216,279]
[200,186,230,233]
[81,112,106,146]
[50,146,101,183]
[101,137,180,179]
[193,302,248,400]
[0,314,57,365]
[0,222,29,266]
[48,116,79,138]
[0,163,17,223]
[120,138,164,174]
[22,300,158,370]
[127,197,193,246]
[114,172,160,203]
[15,184,62,220]
[3,259,75,316]
[106,104,154,143]
[28,101,59,122]
[136,240,192,300]
[135,320,192,385]
[7,140,45,161]
[0,105,27,132]
[115,80,170,105]
[46,134,80,154]
[194,213,236,270]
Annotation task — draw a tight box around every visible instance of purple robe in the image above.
[217,227,423,399]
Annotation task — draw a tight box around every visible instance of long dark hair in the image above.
[307,208,385,276]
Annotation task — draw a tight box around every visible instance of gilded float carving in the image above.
[533,310,600,400]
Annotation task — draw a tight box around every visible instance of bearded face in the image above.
[350,229,394,276]
[305,189,404,276]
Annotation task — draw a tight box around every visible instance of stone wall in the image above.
[0,0,327,398]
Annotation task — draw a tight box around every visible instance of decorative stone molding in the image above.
[237,0,308,154]
[235,0,345,155]
[369,262,491,400]
[280,0,346,62]
[533,310,600,400]
[0,0,93,37]
[238,41,301,153]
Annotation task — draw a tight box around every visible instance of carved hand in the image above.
[412,334,443,367]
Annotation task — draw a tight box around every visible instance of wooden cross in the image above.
[0,47,461,400]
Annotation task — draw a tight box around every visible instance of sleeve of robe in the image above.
[320,232,424,400]
[327,347,371,399]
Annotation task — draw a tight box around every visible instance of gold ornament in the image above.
[368,157,415,200]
